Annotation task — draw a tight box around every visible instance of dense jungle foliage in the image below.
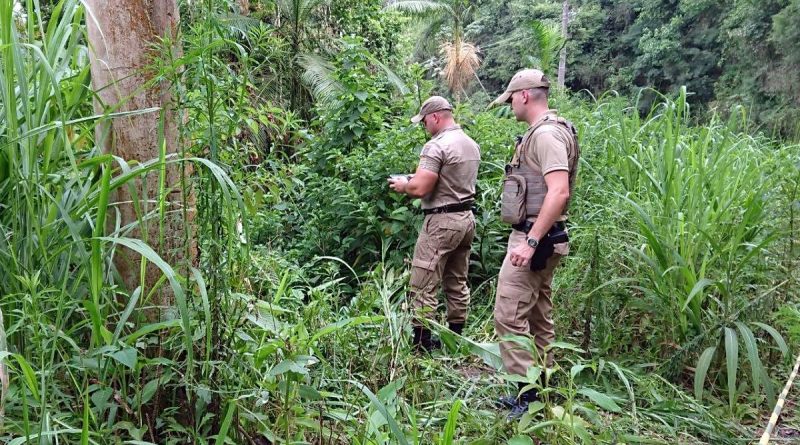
[0,0,799,444]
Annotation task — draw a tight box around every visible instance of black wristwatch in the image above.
[526,237,539,248]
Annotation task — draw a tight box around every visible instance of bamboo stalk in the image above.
[759,351,800,444]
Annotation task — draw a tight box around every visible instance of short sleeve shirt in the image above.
[520,111,572,175]
[518,110,578,221]
[418,126,481,209]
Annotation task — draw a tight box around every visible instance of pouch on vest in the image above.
[501,165,527,225]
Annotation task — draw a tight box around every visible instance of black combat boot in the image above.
[412,326,440,352]
[497,382,541,420]
[507,383,540,420]
[449,322,464,335]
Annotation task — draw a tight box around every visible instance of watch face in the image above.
[527,238,538,248]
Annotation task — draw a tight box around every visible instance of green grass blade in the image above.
[751,322,789,357]
[735,321,764,401]
[99,237,193,374]
[12,353,39,400]
[724,327,738,410]
[439,399,462,445]
[350,380,410,445]
[214,399,237,445]
[608,362,637,420]
[694,346,716,401]
[681,278,715,312]
[90,160,112,346]
[81,389,90,445]
[112,287,142,344]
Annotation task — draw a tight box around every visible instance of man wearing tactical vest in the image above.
[490,69,580,419]
[388,96,481,352]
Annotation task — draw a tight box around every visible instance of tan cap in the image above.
[491,69,550,106]
[410,96,453,123]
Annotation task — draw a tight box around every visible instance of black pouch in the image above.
[530,226,569,271]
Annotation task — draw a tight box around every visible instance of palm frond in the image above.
[440,39,480,98]
[215,13,261,39]
[298,53,343,104]
[412,17,446,58]
[277,0,329,23]
[386,0,452,17]
[371,57,410,96]
[530,19,564,75]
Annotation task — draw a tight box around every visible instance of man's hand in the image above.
[388,176,409,194]
[509,243,535,267]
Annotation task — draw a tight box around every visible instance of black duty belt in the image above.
[512,220,566,233]
[422,201,476,215]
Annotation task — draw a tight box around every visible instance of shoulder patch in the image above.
[421,141,440,157]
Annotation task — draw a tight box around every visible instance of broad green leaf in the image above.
[440,400,462,445]
[350,380,410,445]
[527,401,545,415]
[681,278,715,311]
[214,400,237,445]
[752,322,789,357]
[109,347,138,370]
[735,322,764,398]
[310,315,384,342]
[546,341,585,354]
[100,237,193,372]
[122,320,182,344]
[571,364,590,380]
[694,346,716,401]
[526,366,543,385]
[13,354,39,400]
[577,388,622,413]
[139,379,160,407]
[724,327,738,409]
[507,436,534,445]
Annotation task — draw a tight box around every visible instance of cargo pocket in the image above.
[410,257,436,292]
[494,280,532,328]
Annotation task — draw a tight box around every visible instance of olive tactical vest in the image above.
[504,115,580,220]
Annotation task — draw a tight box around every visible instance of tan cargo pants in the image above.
[494,228,568,375]
[409,211,475,326]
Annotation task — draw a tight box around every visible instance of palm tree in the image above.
[387,0,480,100]
[275,0,329,111]
[528,20,565,77]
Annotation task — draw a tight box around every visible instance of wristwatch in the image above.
[526,237,539,248]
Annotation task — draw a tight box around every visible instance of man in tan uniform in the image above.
[388,96,481,351]
[490,70,580,418]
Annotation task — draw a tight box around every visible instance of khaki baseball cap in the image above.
[491,69,550,106]
[410,96,453,123]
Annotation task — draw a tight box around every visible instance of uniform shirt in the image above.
[520,111,573,174]
[520,110,578,221]
[418,126,481,210]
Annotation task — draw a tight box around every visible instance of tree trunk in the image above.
[239,0,250,15]
[557,0,569,88]
[86,0,195,310]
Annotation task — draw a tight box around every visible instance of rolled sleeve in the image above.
[419,141,444,173]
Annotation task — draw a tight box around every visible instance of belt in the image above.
[422,201,476,215]
[512,220,566,233]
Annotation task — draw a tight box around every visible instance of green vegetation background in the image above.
[1,0,799,444]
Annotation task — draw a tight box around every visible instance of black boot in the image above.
[449,322,464,335]
[507,383,540,420]
[412,326,440,352]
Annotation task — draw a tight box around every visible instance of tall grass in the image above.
[1,1,797,443]
[0,1,242,442]
[576,88,793,409]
